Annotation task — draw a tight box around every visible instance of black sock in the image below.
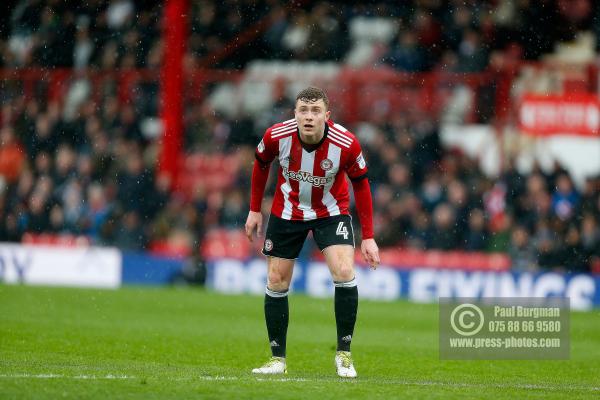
[334,278,358,352]
[264,287,289,358]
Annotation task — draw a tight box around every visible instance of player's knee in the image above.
[267,271,290,291]
[334,263,355,282]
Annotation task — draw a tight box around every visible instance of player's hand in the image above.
[245,211,263,242]
[361,238,380,269]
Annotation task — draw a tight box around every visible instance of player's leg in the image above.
[252,216,308,374]
[313,215,358,378]
[252,256,294,374]
[264,256,294,357]
[323,244,358,349]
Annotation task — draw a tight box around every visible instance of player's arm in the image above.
[245,134,276,242]
[351,177,380,269]
[346,143,380,269]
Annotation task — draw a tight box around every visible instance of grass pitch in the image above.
[1,284,599,399]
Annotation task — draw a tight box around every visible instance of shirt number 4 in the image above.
[336,222,349,240]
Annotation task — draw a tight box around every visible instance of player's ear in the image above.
[325,110,331,120]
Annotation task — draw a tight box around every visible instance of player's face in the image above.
[294,99,331,142]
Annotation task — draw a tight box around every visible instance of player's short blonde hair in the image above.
[296,87,329,110]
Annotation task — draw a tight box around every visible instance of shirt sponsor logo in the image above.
[282,167,333,188]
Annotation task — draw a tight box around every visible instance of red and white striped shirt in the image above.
[252,119,372,237]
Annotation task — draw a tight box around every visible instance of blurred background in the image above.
[1,0,600,308]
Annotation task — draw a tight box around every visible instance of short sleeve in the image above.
[345,139,368,181]
[255,128,278,164]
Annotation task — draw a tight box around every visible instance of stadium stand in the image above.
[0,0,599,275]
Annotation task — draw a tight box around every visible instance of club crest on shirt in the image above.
[320,158,333,171]
[264,239,273,251]
[257,140,265,153]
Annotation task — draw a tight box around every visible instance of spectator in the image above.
[220,189,247,229]
[555,225,588,272]
[281,12,310,59]
[463,208,487,251]
[0,127,25,184]
[406,211,430,250]
[487,213,512,253]
[420,172,444,213]
[305,2,348,61]
[262,6,289,59]
[114,210,146,251]
[116,149,153,214]
[580,214,600,269]
[0,211,21,242]
[552,173,579,221]
[446,180,470,241]
[48,204,65,233]
[53,144,77,189]
[429,203,459,250]
[579,177,599,215]
[508,225,537,271]
[61,179,84,233]
[455,29,489,72]
[81,183,112,239]
[383,30,426,72]
[73,19,94,69]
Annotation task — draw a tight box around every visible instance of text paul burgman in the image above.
[494,306,561,318]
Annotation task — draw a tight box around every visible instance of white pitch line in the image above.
[254,377,309,382]
[0,374,134,380]
[198,376,599,391]
[1,374,598,392]
[193,376,239,381]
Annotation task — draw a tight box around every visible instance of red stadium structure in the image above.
[158,0,188,187]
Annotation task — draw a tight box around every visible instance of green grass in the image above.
[0,284,599,399]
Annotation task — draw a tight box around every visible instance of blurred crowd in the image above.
[1,0,162,69]
[2,0,599,70]
[1,0,600,273]
[1,88,599,272]
[0,95,166,250]
[352,115,600,273]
